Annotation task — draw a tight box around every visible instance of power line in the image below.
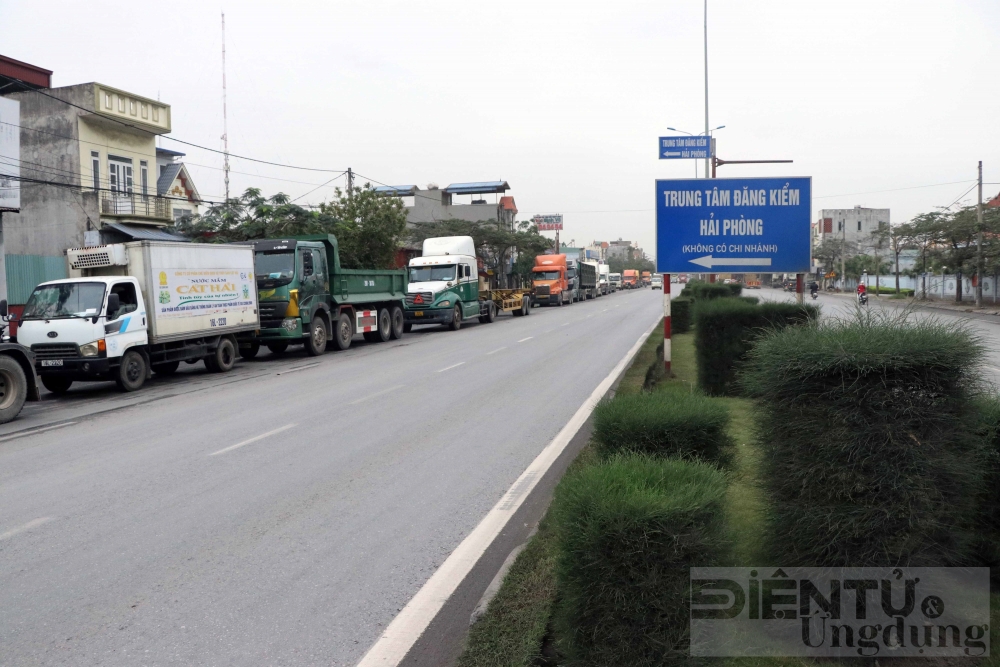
[289,172,347,204]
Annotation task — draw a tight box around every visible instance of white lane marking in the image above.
[277,363,320,375]
[209,423,297,456]
[0,517,54,541]
[486,347,507,355]
[560,322,570,327]
[615,304,620,308]
[436,362,465,373]
[0,421,78,444]
[356,315,661,667]
[602,309,608,312]
[517,337,533,343]
[349,385,405,405]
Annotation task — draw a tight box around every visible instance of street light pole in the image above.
[703,0,710,180]
[976,160,984,307]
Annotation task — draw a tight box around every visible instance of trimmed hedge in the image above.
[972,396,1000,572]
[594,389,732,465]
[742,311,990,567]
[670,297,693,333]
[552,455,728,666]
[738,296,759,305]
[680,282,732,301]
[694,298,818,396]
[726,283,743,297]
[867,285,915,296]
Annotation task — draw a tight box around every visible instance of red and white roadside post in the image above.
[663,274,672,376]
[795,273,804,305]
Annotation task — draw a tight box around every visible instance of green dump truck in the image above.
[238,235,407,357]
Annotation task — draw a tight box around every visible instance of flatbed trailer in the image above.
[480,288,533,318]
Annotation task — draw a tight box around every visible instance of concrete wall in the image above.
[406,188,499,224]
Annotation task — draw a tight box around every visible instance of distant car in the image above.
[651,275,663,290]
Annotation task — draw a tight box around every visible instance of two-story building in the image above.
[1,77,198,305]
[374,181,514,229]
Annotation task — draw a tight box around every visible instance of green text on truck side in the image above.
[239,235,408,357]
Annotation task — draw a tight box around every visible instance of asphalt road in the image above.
[0,288,663,666]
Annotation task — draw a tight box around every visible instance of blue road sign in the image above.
[659,136,712,160]
[655,177,811,274]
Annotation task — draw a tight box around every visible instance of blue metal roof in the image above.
[444,181,509,195]
[103,222,190,242]
[374,185,417,196]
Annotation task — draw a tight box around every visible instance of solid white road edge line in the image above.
[208,423,297,456]
[0,421,78,443]
[436,362,465,373]
[349,385,405,405]
[355,314,661,667]
[0,517,54,541]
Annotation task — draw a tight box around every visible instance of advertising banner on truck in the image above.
[155,268,256,319]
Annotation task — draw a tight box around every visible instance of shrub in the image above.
[726,283,743,297]
[971,396,1000,573]
[670,297,693,333]
[742,310,990,567]
[681,282,731,301]
[594,389,732,465]
[868,285,914,296]
[552,455,728,666]
[738,296,759,305]
[643,341,666,390]
[694,298,818,396]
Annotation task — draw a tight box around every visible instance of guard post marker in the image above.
[796,273,804,305]
[663,274,672,376]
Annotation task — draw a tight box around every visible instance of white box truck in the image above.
[17,241,258,393]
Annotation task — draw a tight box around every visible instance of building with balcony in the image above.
[374,181,514,229]
[1,79,194,303]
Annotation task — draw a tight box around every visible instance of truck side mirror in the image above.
[106,293,120,319]
[0,300,7,317]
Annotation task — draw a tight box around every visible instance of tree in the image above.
[812,236,851,287]
[171,185,408,269]
[888,222,916,294]
[868,222,889,293]
[908,212,944,298]
[844,254,891,284]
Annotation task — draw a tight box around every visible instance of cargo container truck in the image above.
[17,241,259,393]
[240,235,407,357]
[583,260,601,298]
[599,264,610,295]
[0,301,40,422]
[532,254,572,306]
[623,269,639,289]
[641,271,652,287]
[609,273,622,291]
[405,236,531,329]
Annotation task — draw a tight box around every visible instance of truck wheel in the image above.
[41,375,73,394]
[305,316,328,356]
[484,302,496,323]
[152,361,180,376]
[333,312,353,351]
[239,342,260,360]
[376,308,392,342]
[115,349,147,392]
[403,323,413,333]
[206,337,236,373]
[449,304,462,331]
[0,356,28,423]
[390,306,405,339]
[556,295,564,307]
[267,342,289,355]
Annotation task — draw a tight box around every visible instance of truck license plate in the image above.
[414,311,423,316]
[41,360,64,367]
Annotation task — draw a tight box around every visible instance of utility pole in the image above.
[221,12,230,202]
[703,0,710,180]
[976,160,984,307]
[841,218,846,292]
[347,167,353,199]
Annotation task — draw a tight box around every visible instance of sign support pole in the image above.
[663,274,671,377]
[796,273,804,305]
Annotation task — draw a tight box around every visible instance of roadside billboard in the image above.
[533,214,563,231]
[0,97,19,211]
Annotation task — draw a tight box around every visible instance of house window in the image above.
[108,155,133,195]
[91,151,100,191]
[857,219,862,231]
[129,100,136,115]
[141,103,148,119]
[152,107,159,122]
[104,92,112,109]
[140,160,148,197]
[118,96,125,112]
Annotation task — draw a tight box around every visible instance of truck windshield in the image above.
[409,265,456,282]
[22,282,106,320]
[533,271,560,281]
[255,252,295,281]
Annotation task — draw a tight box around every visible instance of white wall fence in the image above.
[831,274,1000,302]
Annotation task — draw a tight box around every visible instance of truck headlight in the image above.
[80,339,105,357]
[437,300,451,308]
[281,318,299,332]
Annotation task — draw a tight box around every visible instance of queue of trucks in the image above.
[0,233,635,424]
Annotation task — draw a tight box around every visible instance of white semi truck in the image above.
[599,263,611,295]
[17,241,259,393]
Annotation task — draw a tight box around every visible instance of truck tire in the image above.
[115,349,147,392]
[556,294,564,307]
[42,375,73,394]
[449,304,462,331]
[305,316,328,356]
[333,312,353,351]
[267,342,289,355]
[485,302,496,323]
[376,308,392,342]
[152,361,180,376]
[239,342,260,360]
[390,306,405,339]
[403,322,413,333]
[0,356,28,424]
[206,337,236,373]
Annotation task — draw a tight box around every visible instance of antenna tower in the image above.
[221,12,230,201]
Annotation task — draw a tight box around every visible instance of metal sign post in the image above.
[663,274,671,376]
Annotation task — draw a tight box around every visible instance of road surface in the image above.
[0,288,663,666]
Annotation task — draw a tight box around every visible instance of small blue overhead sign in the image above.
[655,176,812,274]
[659,136,712,160]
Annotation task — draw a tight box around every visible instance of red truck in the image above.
[622,269,639,289]
[532,255,571,306]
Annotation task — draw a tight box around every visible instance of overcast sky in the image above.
[3,0,998,258]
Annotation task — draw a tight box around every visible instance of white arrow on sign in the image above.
[688,255,772,268]
[662,151,681,157]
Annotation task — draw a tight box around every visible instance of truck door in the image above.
[460,263,474,315]
[104,280,147,358]
[299,248,322,315]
